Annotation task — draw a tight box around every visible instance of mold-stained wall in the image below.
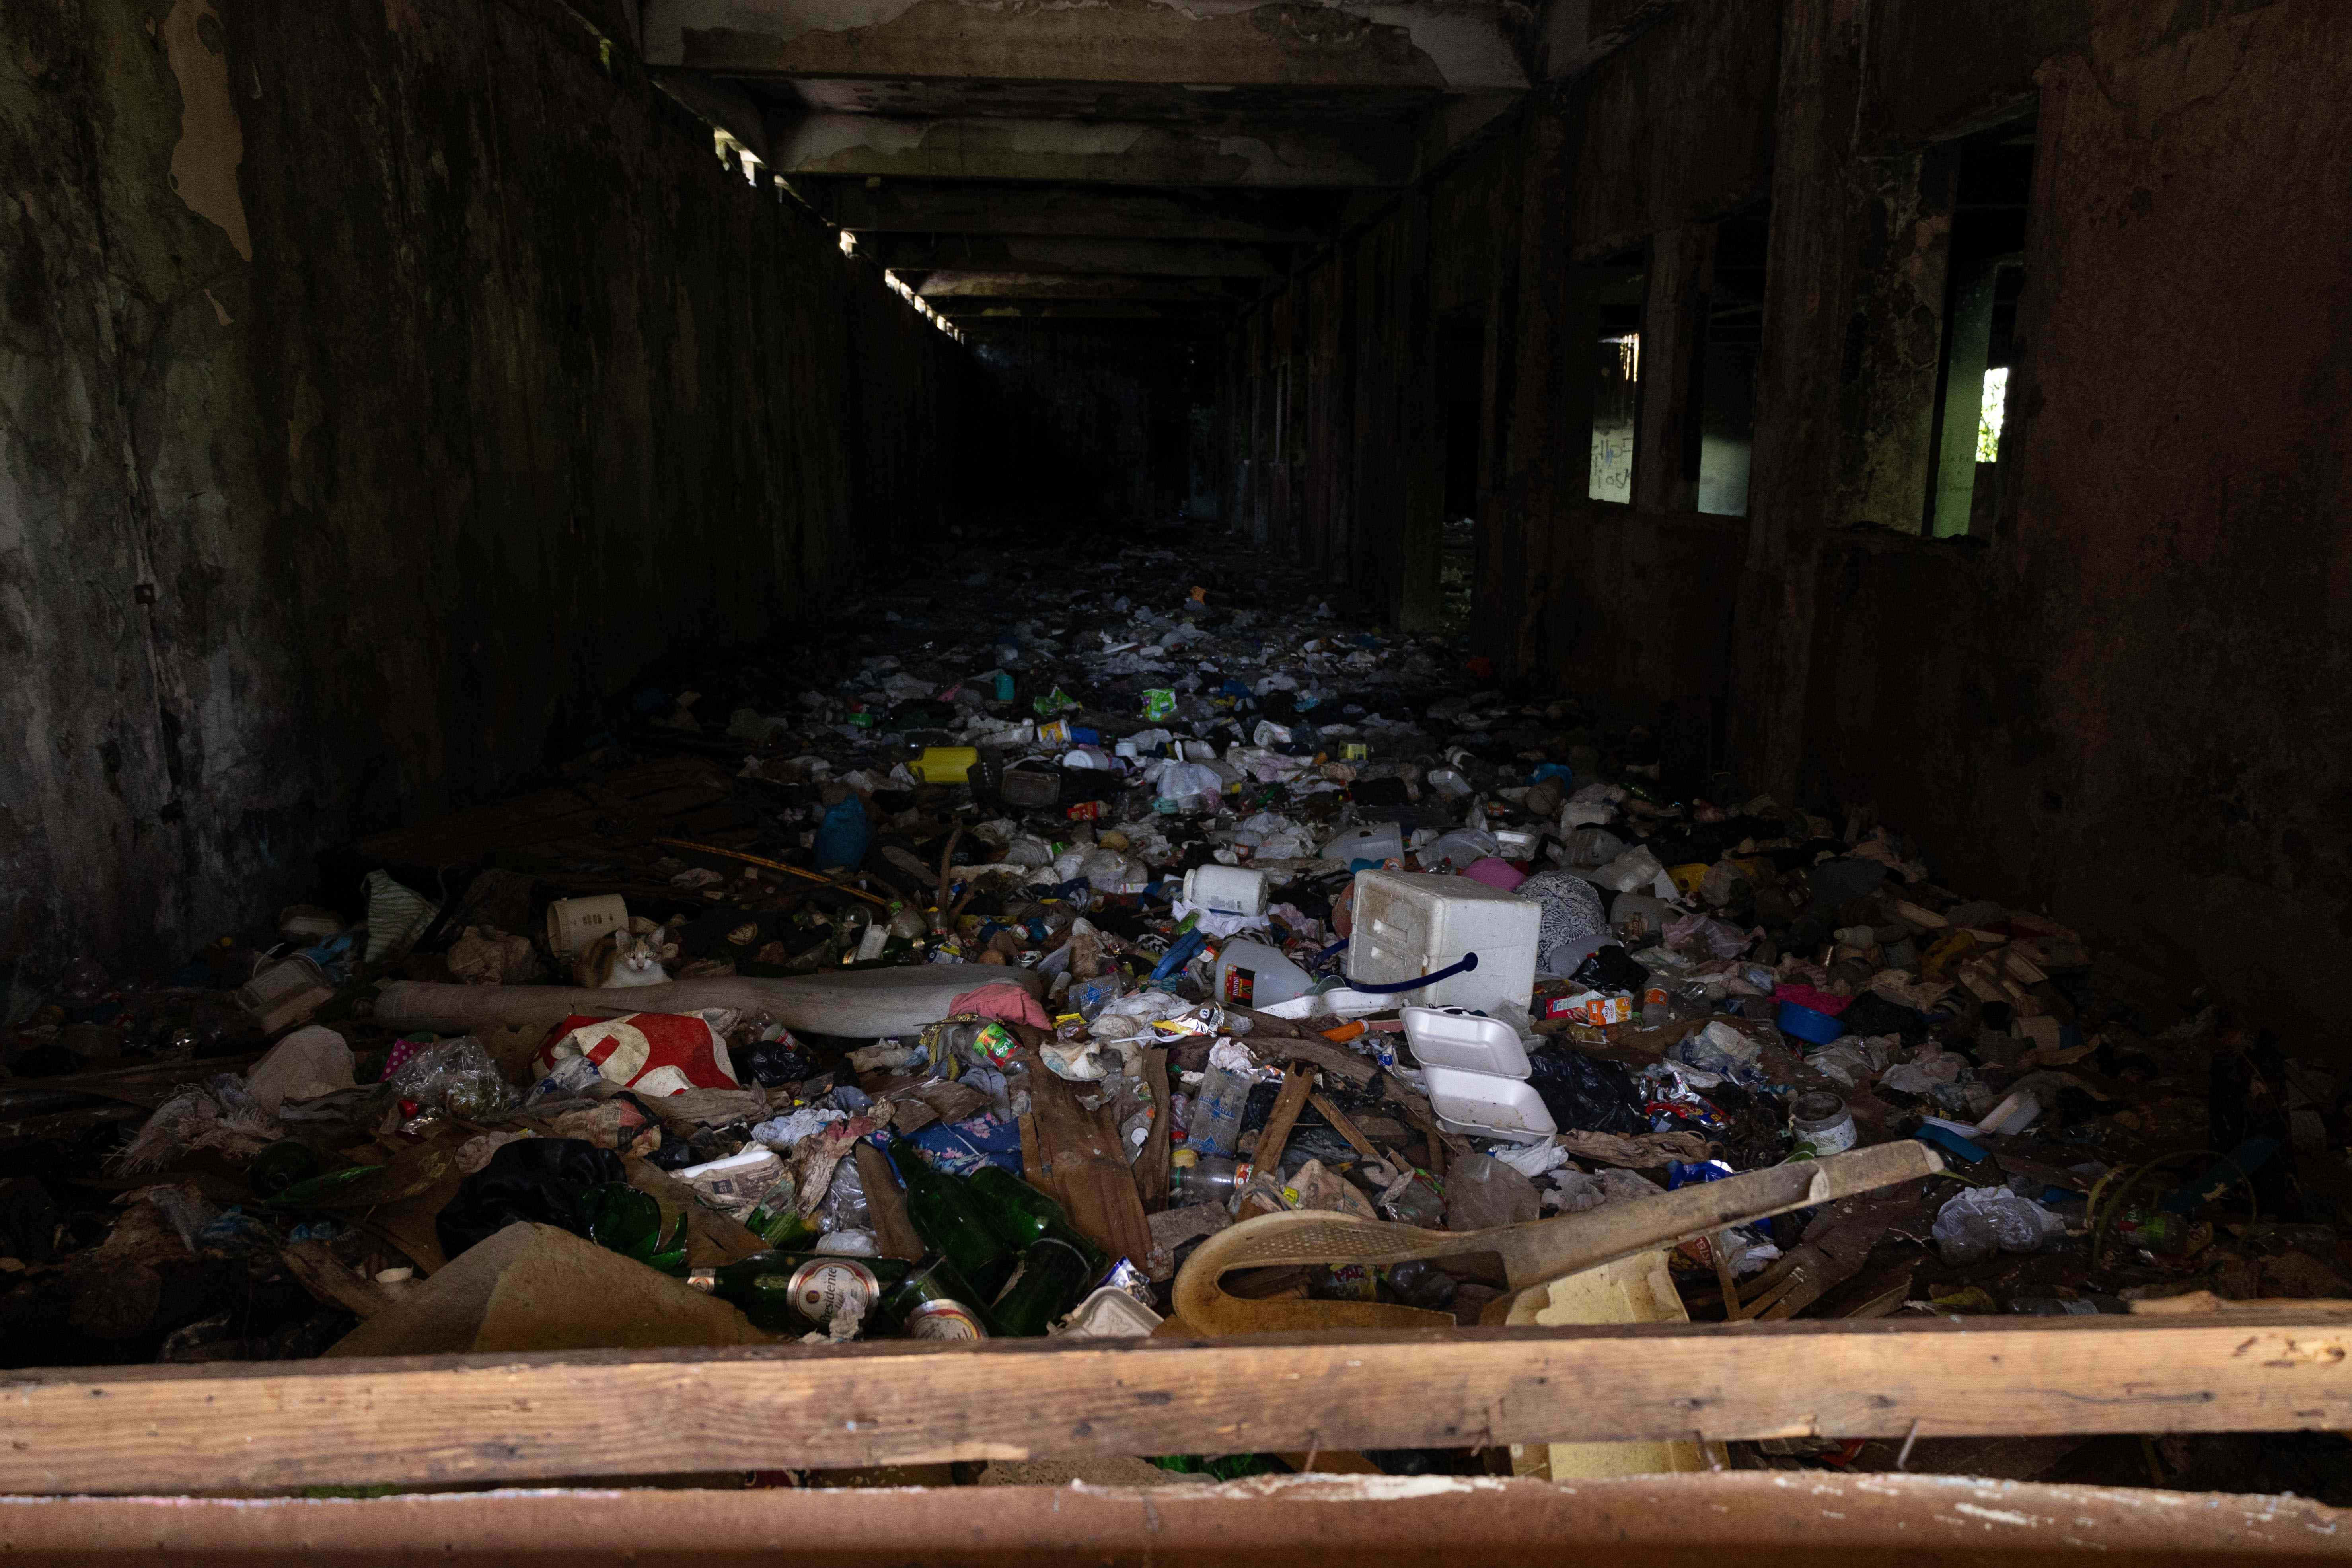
[1222,0,2352,1044]
[0,0,967,973]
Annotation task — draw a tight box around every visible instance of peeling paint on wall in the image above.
[162,0,251,261]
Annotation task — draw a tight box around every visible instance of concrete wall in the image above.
[1220,0,2352,1042]
[0,0,966,974]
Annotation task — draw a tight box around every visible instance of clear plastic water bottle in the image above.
[1182,1064,1250,1159]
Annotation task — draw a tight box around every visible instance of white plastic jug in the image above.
[1213,939,1313,1009]
[1324,822,1404,867]
[1182,864,1269,919]
[545,895,629,958]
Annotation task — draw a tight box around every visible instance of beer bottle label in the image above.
[787,1260,881,1328]
[903,1298,989,1339]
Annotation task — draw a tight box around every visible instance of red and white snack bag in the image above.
[535,1009,740,1095]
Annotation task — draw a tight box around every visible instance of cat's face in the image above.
[614,930,665,972]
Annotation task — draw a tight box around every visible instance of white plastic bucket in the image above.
[546,894,629,958]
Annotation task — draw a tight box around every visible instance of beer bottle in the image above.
[687,1251,911,1338]
[966,1165,1108,1275]
[987,1236,1094,1338]
[885,1138,1016,1297]
[877,1251,994,1339]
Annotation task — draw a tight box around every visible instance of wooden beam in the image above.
[0,1473,2341,1566]
[1,1313,2346,1492]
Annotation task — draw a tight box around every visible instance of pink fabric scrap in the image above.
[948,982,1053,1030]
[1773,982,1853,1016]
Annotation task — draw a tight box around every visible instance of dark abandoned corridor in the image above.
[2,0,2351,1556]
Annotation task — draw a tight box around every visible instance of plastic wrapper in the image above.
[383,1036,518,1120]
[1670,1020,1768,1087]
[1443,1152,1540,1230]
[816,1156,870,1233]
[1932,1185,2067,1264]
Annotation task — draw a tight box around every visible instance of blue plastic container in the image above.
[1776,999,1846,1044]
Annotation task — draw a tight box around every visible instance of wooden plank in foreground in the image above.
[0,1313,2346,1494]
[0,1474,2343,1566]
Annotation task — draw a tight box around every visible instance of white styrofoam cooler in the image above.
[1403,1005,1557,1144]
[1346,869,1541,1013]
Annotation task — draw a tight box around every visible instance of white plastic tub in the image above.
[1347,870,1540,1012]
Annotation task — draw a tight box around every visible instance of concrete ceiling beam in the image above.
[801,179,1337,241]
[913,271,1254,300]
[858,233,1281,277]
[771,111,1411,185]
[643,0,1532,91]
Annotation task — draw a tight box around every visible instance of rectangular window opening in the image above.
[1587,263,1648,504]
[1695,203,1769,517]
[1927,118,2036,539]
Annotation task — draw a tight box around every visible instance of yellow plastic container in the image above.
[907,746,979,785]
[1506,1249,1729,1479]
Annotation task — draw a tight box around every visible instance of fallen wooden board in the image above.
[1,1312,2346,1492]
[1019,1046,1153,1266]
[0,1473,2340,1566]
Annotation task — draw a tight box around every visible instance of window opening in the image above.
[1587,266,1648,504]
[1927,119,2035,538]
[1695,205,1768,517]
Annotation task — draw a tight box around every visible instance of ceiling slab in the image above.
[644,0,1533,91]
[802,179,1338,242]
[772,111,1413,185]
[912,271,1259,300]
[859,233,1281,277]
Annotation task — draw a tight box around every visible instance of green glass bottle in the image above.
[876,1251,994,1339]
[987,1236,1094,1338]
[966,1165,1108,1275]
[886,1138,1017,1297]
[687,1251,912,1338]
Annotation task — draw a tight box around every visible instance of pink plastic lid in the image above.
[1460,857,1527,892]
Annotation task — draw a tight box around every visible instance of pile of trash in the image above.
[1,533,2346,1482]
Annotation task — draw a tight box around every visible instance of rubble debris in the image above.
[1,535,2345,1494]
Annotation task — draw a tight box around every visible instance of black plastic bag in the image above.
[1568,943,1650,995]
[1524,1046,1649,1134]
[434,1138,627,1260]
[1838,990,1929,1042]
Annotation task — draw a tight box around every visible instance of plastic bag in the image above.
[1931,1185,2066,1264]
[1155,761,1225,811]
[535,1010,741,1095]
[434,1137,631,1260]
[1523,1046,1648,1134]
[1443,1153,1541,1231]
[817,1155,869,1233]
[1592,845,1667,893]
[1671,1021,1766,1087]
[383,1036,517,1119]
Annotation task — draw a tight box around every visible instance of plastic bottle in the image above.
[812,794,871,871]
[1213,938,1313,1008]
[1182,864,1270,918]
[1181,1067,1251,1159]
[1169,1149,1241,1206]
